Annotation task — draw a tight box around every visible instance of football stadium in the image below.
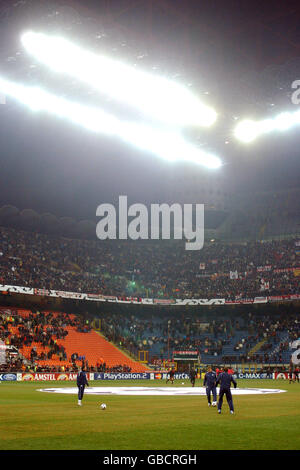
[0,0,300,459]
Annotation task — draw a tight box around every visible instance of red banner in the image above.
[273,267,300,273]
[257,265,272,272]
[20,372,90,381]
[274,372,289,379]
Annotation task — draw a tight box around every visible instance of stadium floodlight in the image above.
[21,31,217,128]
[233,119,259,143]
[117,121,222,168]
[234,110,300,143]
[0,76,222,169]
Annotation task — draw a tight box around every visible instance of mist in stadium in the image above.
[0,0,300,457]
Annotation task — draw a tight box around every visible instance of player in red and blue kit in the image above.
[166,367,175,384]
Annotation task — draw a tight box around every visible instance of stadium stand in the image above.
[0,225,299,300]
[0,216,299,372]
[1,304,299,371]
[99,311,300,366]
[0,308,149,372]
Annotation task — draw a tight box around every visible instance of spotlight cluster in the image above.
[21,32,217,129]
[0,30,299,167]
[0,31,221,170]
[0,76,221,169]
[234,111,300,143]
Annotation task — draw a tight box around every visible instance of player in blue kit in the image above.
[77,366,89,406]
[203,366,217,407]
[216,367,237,414]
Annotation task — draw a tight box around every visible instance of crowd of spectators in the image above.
[0,308,136,373]
[0,359,132,374]
[0,226,299,300]
[0,347,27,371]
[0,223,299,370]
[100,311,300,365]
[0,306,299,370]
[0,309,92,371]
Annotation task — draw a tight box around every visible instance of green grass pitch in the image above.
[0,379,299,450]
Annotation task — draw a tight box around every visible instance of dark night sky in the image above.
[0,0,300,223]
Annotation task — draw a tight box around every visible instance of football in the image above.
[100,403,107,410]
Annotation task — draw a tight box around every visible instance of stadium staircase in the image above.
[248,338,268,356]
[269,333,290,362]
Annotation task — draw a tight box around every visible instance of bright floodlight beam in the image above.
[0,76,222,169]
[21,31,217,128]
[234,111,300,143]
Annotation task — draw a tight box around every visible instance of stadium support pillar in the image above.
[138,350,149,363]
[92,318,101,330]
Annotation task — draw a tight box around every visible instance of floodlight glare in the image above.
[234,110,300,143]
[0,76,222,169]
[118,121,222,168]
[233,119,258,143]
[273,112,294,131]
[21,31,217,128]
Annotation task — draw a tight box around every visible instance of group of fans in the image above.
[100,311,300,364]
[0,225,299,300]
[0,309,94,371]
